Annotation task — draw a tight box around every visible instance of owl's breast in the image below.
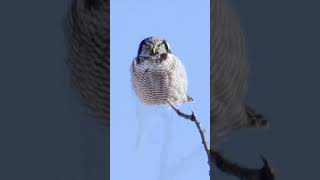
[131,54,188,105]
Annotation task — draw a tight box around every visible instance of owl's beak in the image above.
[150,46,157,55]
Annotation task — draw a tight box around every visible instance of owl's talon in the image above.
[187,95,193,102]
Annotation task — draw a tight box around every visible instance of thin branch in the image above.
[167,101,275,180]
[167,101,214,175]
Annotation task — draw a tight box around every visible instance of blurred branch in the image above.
[210,150,275,180]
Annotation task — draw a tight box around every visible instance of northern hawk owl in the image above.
[131,37,192,107]
[211,1,274,178]
[65,0,110,126]
[211,0,267,143]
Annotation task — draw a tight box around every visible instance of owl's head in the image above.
[137,37,171,57]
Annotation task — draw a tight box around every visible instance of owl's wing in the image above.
[169,54,189,104]
[130,58,141,99]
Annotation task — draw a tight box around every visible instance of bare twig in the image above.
[167,101,214,175]
[167,101,275,179]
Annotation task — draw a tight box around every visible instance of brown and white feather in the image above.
[131,53,189,106]
[65,0,110,126]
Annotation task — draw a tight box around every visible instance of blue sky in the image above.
[110,0,210,179]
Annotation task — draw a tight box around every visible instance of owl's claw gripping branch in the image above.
[167,101,214,176]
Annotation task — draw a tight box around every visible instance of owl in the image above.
[131,37,192,107]
[65,0,110,126]
[210,1,274,178]
[211,0,267,143]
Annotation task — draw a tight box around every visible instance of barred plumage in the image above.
[65,0,110,126]
[131,37,190,106]
[211,0,267,143]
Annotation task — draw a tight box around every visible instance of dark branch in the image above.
[210,150,275,180]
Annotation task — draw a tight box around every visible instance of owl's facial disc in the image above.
[137,37,172,57]
[142,44,157,55]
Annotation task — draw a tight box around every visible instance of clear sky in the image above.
[110,0,210,179]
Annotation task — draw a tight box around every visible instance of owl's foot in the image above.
[245,104,268,128]
[187,95,193,102]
